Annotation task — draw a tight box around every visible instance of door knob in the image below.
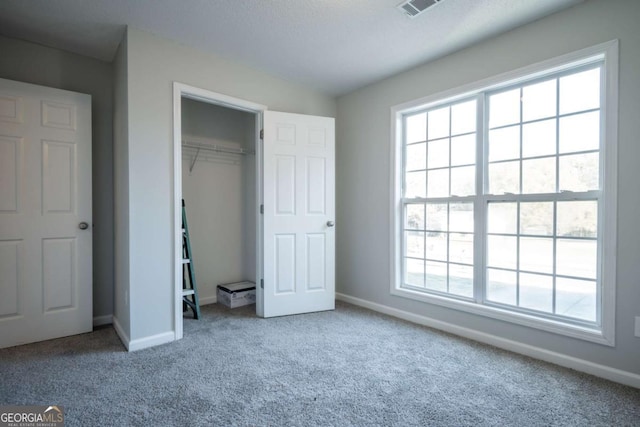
[78,222,89,230]
[326,221,335,227]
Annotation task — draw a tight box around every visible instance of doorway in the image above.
[173,83,265,339]
[181,98,257,312]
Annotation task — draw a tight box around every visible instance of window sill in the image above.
[391,285,613,346]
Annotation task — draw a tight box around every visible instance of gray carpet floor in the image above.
[1,301,638,426]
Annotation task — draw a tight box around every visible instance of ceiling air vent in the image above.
[398,0,441,18]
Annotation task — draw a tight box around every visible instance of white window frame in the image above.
[390,41,618,346]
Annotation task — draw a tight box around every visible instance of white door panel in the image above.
[0,78,91,349]
[262,111,334,318]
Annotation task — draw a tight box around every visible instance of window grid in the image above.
[402,200,475,300]
[483,199,598,323]
[401,62,603,328]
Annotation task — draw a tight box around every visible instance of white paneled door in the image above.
[262,111,335,317]
[0,78,92,348]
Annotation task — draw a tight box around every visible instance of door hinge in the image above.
[260,279,264,289]
[260,129,264,140]
[260,204,264,214]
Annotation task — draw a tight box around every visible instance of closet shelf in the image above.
[182,140,255,172]
[182,140,255,156]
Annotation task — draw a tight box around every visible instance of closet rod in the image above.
[182,140,255,156]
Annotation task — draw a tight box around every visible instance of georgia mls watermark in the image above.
[0,406,64,427]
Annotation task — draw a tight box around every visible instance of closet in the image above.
[174,84,336,328]
[181,98,257,308]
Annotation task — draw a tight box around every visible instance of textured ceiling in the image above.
[0,0,583,95]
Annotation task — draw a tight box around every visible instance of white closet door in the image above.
[0,78,92,348]
[262,111,335,317]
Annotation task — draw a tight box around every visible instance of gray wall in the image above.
[0,35,114,320]
[181,99,255,302]
[336,0,640,374]
[113,36,130,336]
[182,99,250,143]
[121,27,336,341]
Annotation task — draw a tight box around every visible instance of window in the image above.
[391,42,618,345]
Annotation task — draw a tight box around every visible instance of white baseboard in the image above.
[112,316,175,352]
[112,316,130,350]
[93,314,113,327]
[336,293,640,389]
[199,295,217,306]
[128,331,175,352]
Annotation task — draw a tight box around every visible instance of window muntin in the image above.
[485,199,598,322]
[486,66,601,197]
[404,99,477,199]
[403,98,478,300]
[400,62,604,329]
[403,201,474,298]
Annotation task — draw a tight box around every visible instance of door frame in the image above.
[172,82,266,339]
